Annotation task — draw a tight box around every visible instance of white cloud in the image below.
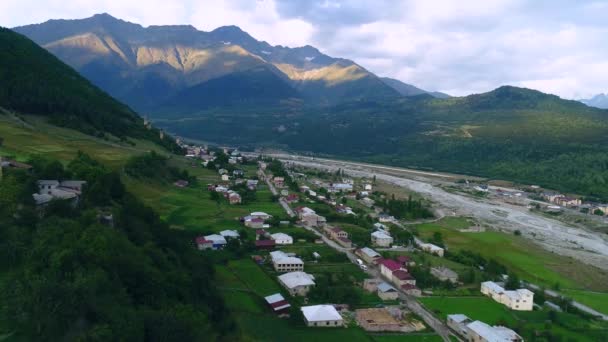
[2,0,608,98]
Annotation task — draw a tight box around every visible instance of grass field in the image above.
[561,290,608,315]
[0,114,162,168]
[415,218,608,291]
[126,177,288,232]
[420,296,517,325]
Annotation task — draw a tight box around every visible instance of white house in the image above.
[415,238,445,257]
[377,282,399,300]
[448,314,523,342]
[364,184,373,191]
[270,251,304,272]
[271,232,294,245]
[371,230,393,247]
[219,230,240,239]
[301,305,344,327]
[278,271,316,296]
[250,211,272,220]
[203,234,227,249]
[481,281,534,311]
[221,174,230,181]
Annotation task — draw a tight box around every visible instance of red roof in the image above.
[392,269,413,280]
[401,284,419,290]
[195,236,211,244]
[250,218,264,223]
[255,240,276,247]
[379,259,401,271]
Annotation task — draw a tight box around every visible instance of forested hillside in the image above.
[0,28,180,152]
[0,153,234,341]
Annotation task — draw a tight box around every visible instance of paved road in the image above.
[259,167,295,217]
[524,282,608,321]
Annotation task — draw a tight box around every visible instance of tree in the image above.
[504,273,520,290]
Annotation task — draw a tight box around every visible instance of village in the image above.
[3,142,608,341]
[165,143,608,341]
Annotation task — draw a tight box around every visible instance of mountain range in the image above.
[580,93,608,109]
[13,13,446,113]
[5,14,608,200]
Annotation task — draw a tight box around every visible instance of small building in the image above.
[246,179,259,190]
[356,247,382,264]
[255,239,276,250]
[364,184,372,191]
[361,197,375,207]
[271,232,294,245]
[273,176,285,188]
[278,271,316,296]
[233,169,245,178]
[219,230,240,239]
[377,282,399,300]
[466,319,523,342]
[285,194,299,203]
[416,239,444,257]
[431,266,458,283]
[392,270,416,287]
[301,305,344,327]
[326,226,348,240]
[378,213,395,223]
[203,234,227,249]
[401,284,422,297]
[221,174,230,181]
[396,255,416,268]
[250,211,272,220]
[195,236,213,250]
[372,230,393,247]
[264,293,291,314]
[379,259,402,279]
[336,237,352,248]
[363,278,383,292]
[270,251,304,272]
[229,192,242,204]
[373,223,389,231]
[173,180,189,188]
[481,281,534,311]
[244,216,265,228]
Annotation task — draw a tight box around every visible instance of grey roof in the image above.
[377,282,397,293]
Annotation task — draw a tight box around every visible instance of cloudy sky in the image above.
[2,0,607,98]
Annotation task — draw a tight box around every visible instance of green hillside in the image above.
[0,27,180,152]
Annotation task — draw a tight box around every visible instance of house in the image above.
[264,293,291,314]
[173,180,189,188]
[244,216,265,228]
[270,251,304,272]
[255,229,268,240]
[300,185,310,193]
[330,183,353,192]
[416,239,445,257]
[378,213,395,223]
[336,237,352,248]
[285,194,299,203]
[295,206,316,218]
[431,266,458,283]
[278,271,316,296]
[301,305,344,327]
[364,184,372,191]
[401,284,422,297]
[447,314,472,337]
[215,185,229,193]
[373,223,389,231]
[218,168,228,175]
[0,157,32,173]
[195,236,213,250]
[229,192,242,204]
[271,232,293,245]
[481,281,534,311]
[221,174,230,181]
[371,230,393,247]
[233,169,245,178]
[556,196,581,207]
[33,180,86,206]
[250,211,272,220]
[219,230,240,239]
[356,247,382,264]
[361,197,375,207]
[273,176,285,188]
[356,308,402,332]
[363,278,383,292]
[466,320,523,342]
[203,234,227,249]
[391,268,414,284]
[379,259,402,279]
[246,179,259,190]
[396,255,416,267]
[325,227,348,240]
[255,240,276,250]
[308,190,317,197]
[377,282,399,300]
[301,212,326,227]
